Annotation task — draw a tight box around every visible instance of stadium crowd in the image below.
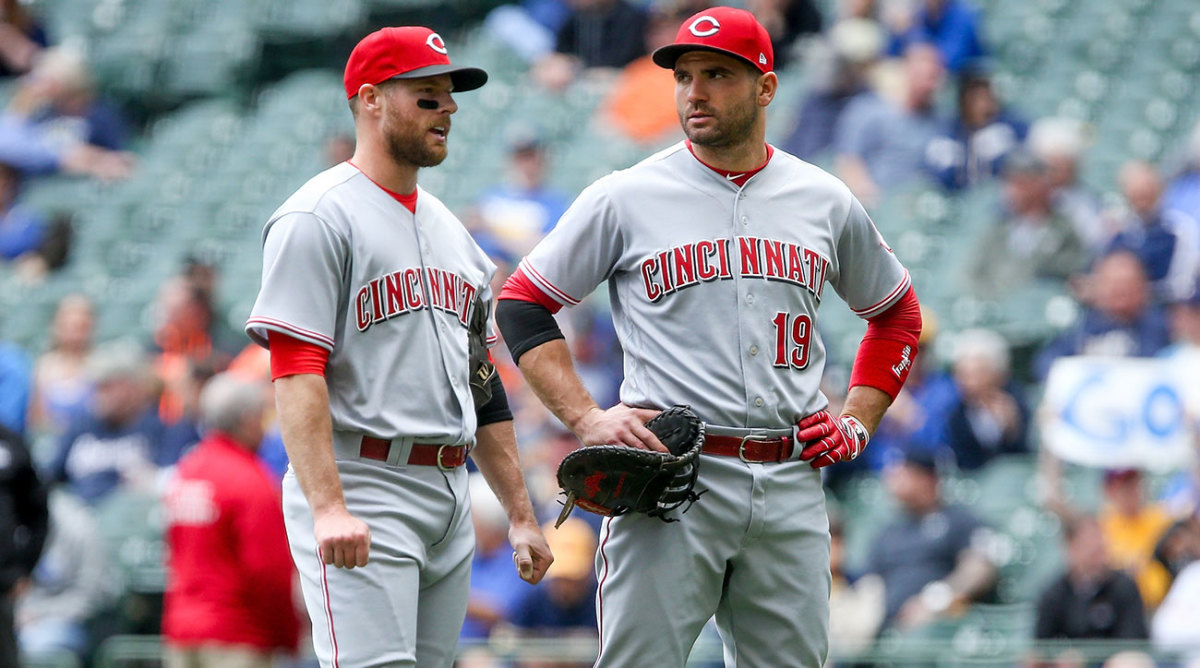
[1,0,1200,666]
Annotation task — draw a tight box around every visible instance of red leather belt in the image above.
[360,436,467,469]
[703,434,795,463]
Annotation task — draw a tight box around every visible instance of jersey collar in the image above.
[347,160,419,214]
[684,140,774,188]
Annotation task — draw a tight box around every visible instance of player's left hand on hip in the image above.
[509,522,554,585]
[796,411,869,469]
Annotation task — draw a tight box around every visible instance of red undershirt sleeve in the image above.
[268,330,330,380]
[849,286,922,400]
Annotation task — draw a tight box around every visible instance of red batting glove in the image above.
[796,411,870,469]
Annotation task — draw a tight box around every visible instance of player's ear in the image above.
[357,83,385,116]
[757,72,778,107]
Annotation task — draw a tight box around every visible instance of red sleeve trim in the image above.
[499,266,565,314]
[518,259,581,306]
[268,330,330,380]
[849,286,921,400]
[247,317,335,349]
[851,271,912,318]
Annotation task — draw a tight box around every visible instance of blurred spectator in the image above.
[827,510,884,660]
[884,0,986,74]
[162,373,300,668]
[1027,117,1107,253]
[1098,468,1172,610]
[322,133,354,168]
[179,255,245,350]
[535,0,649,90]
[867,450,997,633]
[47,344,171,505]
[1151,512,1200,660]
[485,0,573,63]
[1104,160,1200,304]
[0,159,71,284]
[16,490,109,663]
[462,474,527,646]
[1153,513,1200,583]
[838,0,879,21]
[0,335,31,436]
[943,329,1029,471]
[508,517,597,643]
[1034,516,1147,645]
[0,0,47,77]
[28,294,94,440]
[597,2,701,146]
[0,47,134,181]
[1035,251,1172,379]
[474,130,571,258]
[781,17,884,163]
[926,68,1028,191]
[967,150,1085,295]
[834,41,945,206]
[1163,119,1200,226]
[150,275,237,426]
[747,0,823,70]
[0,423,49,667]
[0,160,45,263]
[555,0,647,69]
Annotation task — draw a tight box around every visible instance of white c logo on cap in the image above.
[688,16,721,38]
[426,33,448,55]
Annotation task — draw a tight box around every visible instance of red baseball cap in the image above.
[343,26,488,99]
[652,7,774,74]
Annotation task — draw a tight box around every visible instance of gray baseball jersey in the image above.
[247,161,496,444]
[522,142,909,429]
[520,142,908,666]
[246,161,496,668]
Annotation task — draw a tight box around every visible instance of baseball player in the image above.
[495,7,922,667]
[245,27,553,668]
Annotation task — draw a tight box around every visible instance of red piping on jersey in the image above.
[594,517,613,667]
[520,259,582,306]
[318,547,341,668]
[268,330,329,379]
[685,140,774,188]
[248,316,336,349]
[851,271,912,317]
[347,160,418,213]
[499,265,566,313]
[850,286,921,400]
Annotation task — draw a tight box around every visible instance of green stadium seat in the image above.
[93,634,164,668]
[92,490,166,595]
[23,651,82,668]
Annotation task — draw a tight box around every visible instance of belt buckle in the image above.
[734,431,772,462]
[436,444,454,471]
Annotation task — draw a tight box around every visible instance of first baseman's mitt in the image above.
[467,294,496,408]
[554,405,706,527]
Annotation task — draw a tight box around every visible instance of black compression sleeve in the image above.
[495,298,565,364]
[476,373,513,426]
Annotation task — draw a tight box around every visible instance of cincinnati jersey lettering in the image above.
[354,266,479,332]
[641,236,830,303]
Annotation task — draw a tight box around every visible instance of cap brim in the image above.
[651,43,759,71]
[391,63,488,92]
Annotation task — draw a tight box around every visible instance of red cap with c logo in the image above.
[651,7,774,74]
[343,26,488,99]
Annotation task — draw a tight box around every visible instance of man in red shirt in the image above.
[162,373,299,668]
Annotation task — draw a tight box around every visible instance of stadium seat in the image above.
[92,634,164,668]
